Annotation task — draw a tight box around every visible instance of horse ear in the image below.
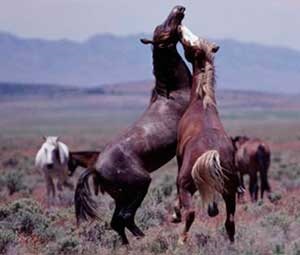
[140,38,154,45]
[42,136,47,141]
[56,136,60,142]
[211,44,219,53]
[211,44,220,53]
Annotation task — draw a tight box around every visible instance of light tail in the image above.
[191,150,226,205]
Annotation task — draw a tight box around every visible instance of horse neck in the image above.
[71,151,99,168]
[152,46,191,93]
[190,60,217,109]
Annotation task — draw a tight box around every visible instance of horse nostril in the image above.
[47,163,54,169]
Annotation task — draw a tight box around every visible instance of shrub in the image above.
[46,236,80,255]
[268,192,282,203]
[148,236,169,254]
[58,237,80,254]
[0,229,16,254]
[261,212,292,235]
[0,169,26,195]
[0,198,56,242]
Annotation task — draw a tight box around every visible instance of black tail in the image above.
[257,145,271,198]
[75,168,100,225]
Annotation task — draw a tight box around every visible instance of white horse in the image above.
[35,136,73,206]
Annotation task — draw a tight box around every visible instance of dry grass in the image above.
[0,95,300,254]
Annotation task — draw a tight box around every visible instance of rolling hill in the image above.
[0,32,300,93]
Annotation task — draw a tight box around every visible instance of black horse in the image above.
[75,6,192,244]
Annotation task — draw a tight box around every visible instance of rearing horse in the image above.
[172,26,239,243]
[75,6,192,245]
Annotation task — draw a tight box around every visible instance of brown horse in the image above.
[232,136,271,202]
[68,151,100,176]
[74,6,192,245]
[68,151,101,195]
[172,25,239,243]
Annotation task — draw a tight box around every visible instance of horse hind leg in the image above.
[116,176,151,239]
[110,201,129,245]
[111,176,151,244]
[249,171,258,202]
[223,192,236,242]
[122,184,151,238]
[259,167,271,199]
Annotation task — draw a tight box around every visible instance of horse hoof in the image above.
[170,215,182,223]
[178,234,188,245]
[171,210,181,223]
[207,202,219,217]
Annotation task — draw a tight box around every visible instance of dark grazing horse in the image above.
[172,25,239,243]
[74,6,192,245]
[232,136,271,202]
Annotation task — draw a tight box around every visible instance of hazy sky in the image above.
[1,0,300,50]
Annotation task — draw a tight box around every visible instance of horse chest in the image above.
[43,165,68,178]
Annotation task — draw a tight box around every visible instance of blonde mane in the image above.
[195,41,217,109]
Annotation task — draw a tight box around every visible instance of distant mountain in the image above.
[0,32,299,93]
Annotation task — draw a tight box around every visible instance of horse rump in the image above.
[74,168,101,225]
[191,150,226,206]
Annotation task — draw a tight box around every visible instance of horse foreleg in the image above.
[223,192,236,242]
[238,174,246,203]
[171,176,182,223]
[63,180,74,190]
[45,174,55,207]
[178,188,195,244]
[207,200,219,217]
[171,196,182,223]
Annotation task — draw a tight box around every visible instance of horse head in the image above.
[140,6,190,98]
[141,6,185,48]
[179,25,219,65]
[179,25,219,107]
[42,136,66,168]
[231,136,250,150]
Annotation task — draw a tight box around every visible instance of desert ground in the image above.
[0,89,300,255]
